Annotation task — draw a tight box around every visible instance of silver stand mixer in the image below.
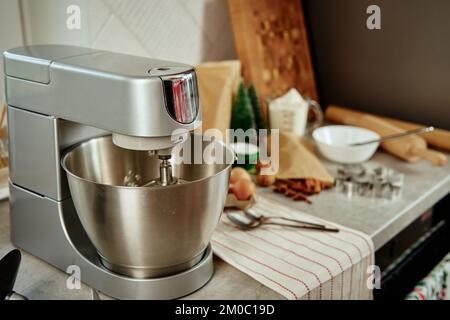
[3,45,232,299]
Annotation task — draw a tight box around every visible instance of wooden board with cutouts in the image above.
[228,0,318,104]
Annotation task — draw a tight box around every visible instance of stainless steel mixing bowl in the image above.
[62,135,233,278]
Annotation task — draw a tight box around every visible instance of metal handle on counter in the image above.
[348,126,434,147]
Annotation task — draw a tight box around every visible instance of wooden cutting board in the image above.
[227,0,318,106]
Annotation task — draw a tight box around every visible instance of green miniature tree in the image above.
[230,80,255,132]
[248,84,266,131]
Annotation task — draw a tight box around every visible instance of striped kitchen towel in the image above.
[212,196,374,300]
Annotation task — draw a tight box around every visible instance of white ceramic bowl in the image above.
[312,125,380,163]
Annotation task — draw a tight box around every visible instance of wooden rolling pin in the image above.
[325,106,447,166]
[377,116,450,152]
[326,105,450,151]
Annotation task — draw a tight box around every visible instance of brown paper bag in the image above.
[196,61,241,138]
[275,131,334,183]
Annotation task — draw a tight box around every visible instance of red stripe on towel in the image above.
[267,229,345,300]
[220,228,323,299]
[212,239,302,299]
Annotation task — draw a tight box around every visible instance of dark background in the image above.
[304,0,450,129]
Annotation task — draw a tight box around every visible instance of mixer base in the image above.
[98,249,207,279]
[9,182,214,299]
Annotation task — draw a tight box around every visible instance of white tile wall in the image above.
[92,14,149,57]
[20,0,236,65]
[21,0,90,46]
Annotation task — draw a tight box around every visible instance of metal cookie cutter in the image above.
[336,164,404,200]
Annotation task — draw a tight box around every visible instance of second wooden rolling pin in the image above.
[325,106,448,166]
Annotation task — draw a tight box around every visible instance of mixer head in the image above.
[112,67,201,186]
[112,67,200,154]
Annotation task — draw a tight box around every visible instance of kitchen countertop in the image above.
[1,150,449,300]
